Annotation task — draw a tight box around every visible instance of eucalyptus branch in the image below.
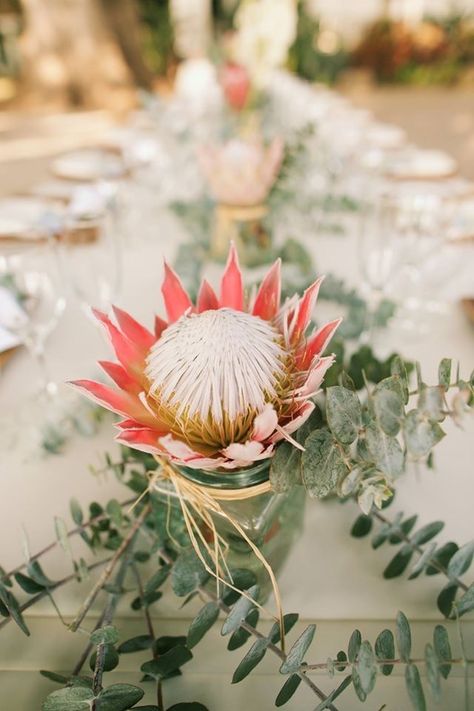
[305,656,470,671]
[371,508,470,593]
[91,546,135,707]
[131,562,164,711]
[0,557,112,632]
[69,504,150,632]
[156,549,340,711]
[3,496,135,582]
[72,609,108,676]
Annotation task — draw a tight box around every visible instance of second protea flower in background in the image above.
[72,245,341,471]
[198,137,284,261]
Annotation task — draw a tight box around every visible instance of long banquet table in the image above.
[0,73,473,710]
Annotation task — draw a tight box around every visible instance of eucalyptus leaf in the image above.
[375,629,395,676]
[404,410,445,458]
[172,548,209,597]
[365,422,404,478]
[118,635,153,654]
[95,684,144,711]
[221,586,258,636]
[187,602,219,649]
[437,583,458,618]
[232,638,268,683]
[454,584,474,617]
[89,644,119,673]
[42,687,93,711]
[270,441,302,493]
[438,358,452,390]
[351,515,373,538]
[301,430,347,498]
[424,643,441,702]
[433,625,452,679]
[412,521,444,546]
[54,517,71,555]
[347,629,361,663]
[70,499,83,526]
[390,357,409,404]
[280,624,316,674]
[405,664,426,711]
[140,646,192,679]
[418,386,445,422]
[90,625,119,646]
[227,608,259,651]
[355,640,377,695]
[167,705,209,711]
[275,674,302,707]
[426,542,458,576]
[144,564,171,595]
[383,547,413,579]
[408,542,437,580]
[396,611,411,662]
[447,541,474,579]
[326,386,362,444]
[14,572,44,594]
[372,388,403,437]
[0,583,30,636]
[267,613,299,645]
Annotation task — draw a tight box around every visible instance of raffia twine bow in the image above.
[130,454,285,650]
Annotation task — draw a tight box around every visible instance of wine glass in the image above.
[0,236,66,397]
[357,195,398,342]
[61,184,123,316]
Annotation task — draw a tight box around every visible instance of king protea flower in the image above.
[71,245,341,470]
[221,62,251,111]
[198,137,283,207]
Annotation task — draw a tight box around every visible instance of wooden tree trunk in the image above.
[18,0,140,108]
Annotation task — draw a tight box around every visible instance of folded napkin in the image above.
[0,285,25,352]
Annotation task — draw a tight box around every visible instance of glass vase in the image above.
[169,460,306,599]
[210,203,273,267]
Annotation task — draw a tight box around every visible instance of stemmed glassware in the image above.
[61,183,123,316]
[357,195,398,343]
[0,235,66,398]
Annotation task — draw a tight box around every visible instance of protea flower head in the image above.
[71,245,341,470]
[220,62,251,111]
[198,137,283,207]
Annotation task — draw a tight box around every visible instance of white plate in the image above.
[367,123,406,150]
[0,197,63,239]
[30,180,80,202]
[386,149,457,180]
[51,149,126,181]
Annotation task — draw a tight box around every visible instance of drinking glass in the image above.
[357,196,398,342]
[61,184,123,316]
[0,237,66,397]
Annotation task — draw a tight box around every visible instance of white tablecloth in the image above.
[1,82,473,710]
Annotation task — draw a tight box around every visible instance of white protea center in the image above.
[146,309,287,431]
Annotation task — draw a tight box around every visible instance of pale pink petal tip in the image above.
[252,258,281,320]
[252,404,278,441]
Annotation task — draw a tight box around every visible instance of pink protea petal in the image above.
[290,277,324,344]
[252,404,278,442]
[222,440,265,462]
[158,434,202,461]
[298,318,342,369]
[99,361,141,394]
[115,418,145,429]
[154,315,168,339]
[161,261,193,322]
[116,428,161,455]
[70,379,140,420]
[271,401,316,443]
[197,279,219,312]
[298,356,335,397]
[219,243,243,310]
[252,259,281,320]
[112,306,155,351]
[93,308,144,371]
